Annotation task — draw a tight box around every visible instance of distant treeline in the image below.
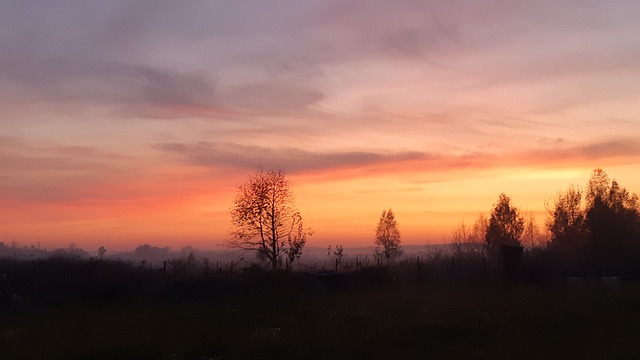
[543,168,639,276]
[2,168,639,279]
[450,168,640,279]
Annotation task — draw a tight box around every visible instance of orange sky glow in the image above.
[1,1,639,251]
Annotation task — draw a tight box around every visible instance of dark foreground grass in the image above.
[2,271,640,359]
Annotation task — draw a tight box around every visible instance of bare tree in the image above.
[334,245,344,261]
[450,214,488,258]
[97,246,106,259]
[450,221,473,259]
[523,211,547,249]
[374,209,402,261]
[229,168,310,270]
[472,213,489,254]
[283,222,307,269]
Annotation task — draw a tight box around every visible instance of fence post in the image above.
[483,256,487,276]
[163,261,167,282]
[451,256,455,275]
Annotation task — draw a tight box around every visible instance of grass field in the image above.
[2,262,640,359]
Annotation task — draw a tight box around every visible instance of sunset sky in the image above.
[1,1,639,251]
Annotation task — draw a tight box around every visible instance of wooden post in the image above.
[163,261,167,282]
[483,256,487,276]
[90,258,96,284]
[451,256,455,274]
[230,261,234,286]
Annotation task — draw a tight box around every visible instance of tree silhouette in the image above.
[450,214,489,258]
[546,184,586,254]
[374,209,402,260]
[585,168,610,209]
[472,213,489,253]
[450,221,473,259]
[485,193,524,257]
[283,222,307,269]
[584,169,640,274]
[523,211,546,249]
[230,168,310,270]
[334,245,344,261]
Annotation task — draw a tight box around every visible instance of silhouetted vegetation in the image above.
[229,168,310,270]
[539,169,640,278]
[2,255,640,359]
[2,168,640,358]
[133,243,170,260]
[374,209,402,261]
[441,168,640,280]
[450,215,486,260]
[485,193,525,257]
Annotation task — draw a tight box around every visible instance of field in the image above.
[2,260,640,359]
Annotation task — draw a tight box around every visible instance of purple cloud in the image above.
[153,142,429,173]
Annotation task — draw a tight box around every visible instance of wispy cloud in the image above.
[0,136,140,204]
[153,142,429,173]
[0,57,221,118]
[520,138,640,167]
[1,1,639,247]
[218,81,325,114]
[153,137,640,179]
[3,1,639,123]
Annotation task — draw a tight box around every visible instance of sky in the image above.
[1,1,639,251]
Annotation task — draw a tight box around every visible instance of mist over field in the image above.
[3,1,640,358]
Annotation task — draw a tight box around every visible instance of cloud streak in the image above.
[153,142,428,173]
[153,137,640,177]
[0,57,223,119]
[1,1,639,248]
[2,1,639,127]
